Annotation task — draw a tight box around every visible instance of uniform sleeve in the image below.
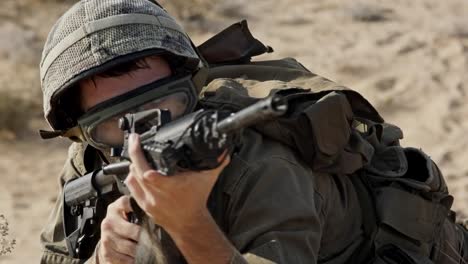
[224,157,325,264]
[40,143,99,264]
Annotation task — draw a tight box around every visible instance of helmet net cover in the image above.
[40,0,200,130]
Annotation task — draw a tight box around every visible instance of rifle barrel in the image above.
[216,95,287,134]
[94,161,131,189]
[64,161,130,206]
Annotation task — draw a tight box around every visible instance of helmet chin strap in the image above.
[191,66,209,96]
[39,126,84,142]
[187,33,210,95]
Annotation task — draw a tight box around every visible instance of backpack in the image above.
[194,20,467,264]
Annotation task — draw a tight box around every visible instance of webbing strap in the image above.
[347,172,378,264]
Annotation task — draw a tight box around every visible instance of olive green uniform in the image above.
[40,129,468,264]
[41,128,364,263]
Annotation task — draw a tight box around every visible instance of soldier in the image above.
[39,0,468,263]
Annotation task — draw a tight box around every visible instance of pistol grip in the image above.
[127,197,144,225]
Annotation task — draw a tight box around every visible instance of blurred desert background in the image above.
[1,0,468,262]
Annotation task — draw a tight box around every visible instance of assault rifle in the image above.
[61,95,288,259]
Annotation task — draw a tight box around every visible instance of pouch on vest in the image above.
[353,119,458,264]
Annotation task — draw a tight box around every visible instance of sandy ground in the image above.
[0,0,467,262]
[0,138,69,263]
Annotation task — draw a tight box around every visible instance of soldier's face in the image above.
[78,56,188,147]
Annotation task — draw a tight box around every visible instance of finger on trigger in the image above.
[108,195,132,215]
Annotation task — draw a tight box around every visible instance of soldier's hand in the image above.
[97,195,141,264]
[125,133,230,236]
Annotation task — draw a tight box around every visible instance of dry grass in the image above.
[0,215,16,256]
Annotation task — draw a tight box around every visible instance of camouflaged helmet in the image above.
[40,0,201,130]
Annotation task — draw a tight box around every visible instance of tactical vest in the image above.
[194,20,466,264]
